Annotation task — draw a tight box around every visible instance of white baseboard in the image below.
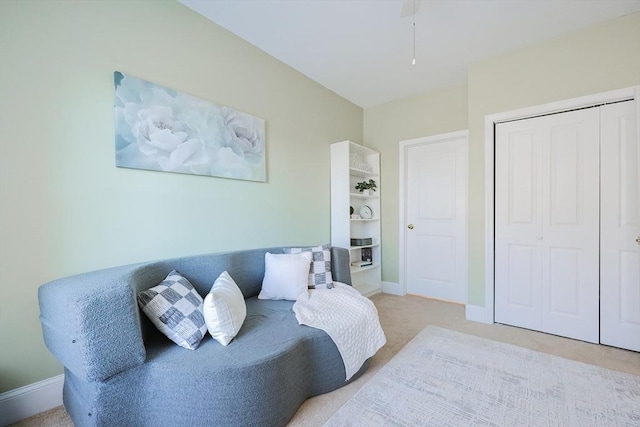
[465,304,493,324]
[381,281,405,296]
[0,374,64,426]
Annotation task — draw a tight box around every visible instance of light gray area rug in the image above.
[324,326,640,426]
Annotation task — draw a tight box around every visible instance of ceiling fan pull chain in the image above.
[412,0,416,65]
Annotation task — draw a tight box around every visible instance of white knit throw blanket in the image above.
[293,282,386,380]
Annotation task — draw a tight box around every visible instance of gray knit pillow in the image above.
[283,244,334,289]
[137,270,207,350]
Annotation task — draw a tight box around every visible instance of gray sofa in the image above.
[38,246,370,427]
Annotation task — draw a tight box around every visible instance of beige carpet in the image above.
[12,294,640,427]
[324,326,640,426]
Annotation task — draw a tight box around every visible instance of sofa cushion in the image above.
[137,270,207,350]
[203,271,246,346]
[258,252,312,301]
[144,298,353,389]
[284,244,334,289]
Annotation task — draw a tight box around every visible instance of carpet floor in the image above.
[12,294,640,426]
[324,326,640,426]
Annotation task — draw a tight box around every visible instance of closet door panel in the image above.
[509,133,536,224]
[495,122,543,330]
[600,100,640,351]
[541,110,600,343]
[549,126,579,224]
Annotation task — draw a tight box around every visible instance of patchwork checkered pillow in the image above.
[283,244,334,289]
[137,270,207,350]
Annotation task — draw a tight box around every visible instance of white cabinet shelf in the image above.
[349,192,379,199]
[350,264,380,274]
[349,167,378,178]
[350,244,380,250]
[331,140,381,296]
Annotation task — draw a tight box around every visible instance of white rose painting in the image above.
[114,71,266,182]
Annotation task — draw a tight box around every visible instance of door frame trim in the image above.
[399,130,469,297]
[484,86,640,324]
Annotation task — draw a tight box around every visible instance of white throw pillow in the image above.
[203,271,247,346]
[258,252,313,301]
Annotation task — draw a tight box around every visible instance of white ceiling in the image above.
[179,0,640,108]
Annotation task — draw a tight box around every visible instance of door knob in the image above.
[408,224,414,230]
[636,236,640,245]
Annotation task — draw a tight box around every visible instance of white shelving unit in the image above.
[330,140,381,296]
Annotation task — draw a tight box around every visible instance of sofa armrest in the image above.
[331,246,352,286]
[38,266,146,382]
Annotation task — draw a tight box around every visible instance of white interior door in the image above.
[495,108,600,343]
[600,100,640,351]
[405,136,467,303]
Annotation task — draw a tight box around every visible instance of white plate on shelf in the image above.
[359,205,373,219]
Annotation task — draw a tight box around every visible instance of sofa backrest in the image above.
[128,246,351,298]
[130,247,283,298]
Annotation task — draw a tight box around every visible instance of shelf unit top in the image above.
[347,141,378,156]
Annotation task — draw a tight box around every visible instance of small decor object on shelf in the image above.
[359,205,373,220]
[350,206,354,216]
[361,247,372,263]
[351,260,373,268]
[355,179,377,196]
[350,238,373,246]
[350,153,372,172]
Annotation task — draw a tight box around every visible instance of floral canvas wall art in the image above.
[114,71,266,182]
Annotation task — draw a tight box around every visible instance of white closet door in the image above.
[495,119,543,331]
[600,101,640,351]
[495,108,600,343]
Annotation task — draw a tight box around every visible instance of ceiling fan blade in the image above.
[400,0,421,18]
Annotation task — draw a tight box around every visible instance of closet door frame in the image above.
[478,86,640,324]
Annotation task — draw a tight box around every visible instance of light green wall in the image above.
[2,0,638,394]
[466,12,640,305]
[0,0,362,392]
[363,85,469,283]
[363,12,640,305]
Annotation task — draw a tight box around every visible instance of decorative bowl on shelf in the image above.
[350,237,373,246]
